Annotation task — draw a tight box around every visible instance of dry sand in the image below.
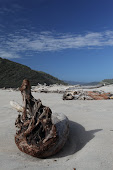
[0,85,113,170]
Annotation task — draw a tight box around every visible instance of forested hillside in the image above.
[0,57,66,88]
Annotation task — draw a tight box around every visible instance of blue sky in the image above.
[0,0,113,82]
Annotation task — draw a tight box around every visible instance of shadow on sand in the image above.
[52,120,102,158]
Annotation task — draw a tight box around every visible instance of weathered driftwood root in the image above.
[12,79,69,158]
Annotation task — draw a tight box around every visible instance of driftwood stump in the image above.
[14,79,69,158]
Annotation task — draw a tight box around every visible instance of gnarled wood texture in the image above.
[14,79,69,158]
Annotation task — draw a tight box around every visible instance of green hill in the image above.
[100,79,113,85]
[0,57,66,88]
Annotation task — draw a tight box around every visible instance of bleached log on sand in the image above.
[10,101,30,114]
[10,101,23,112]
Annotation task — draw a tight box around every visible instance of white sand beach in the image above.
[0,85,113,170]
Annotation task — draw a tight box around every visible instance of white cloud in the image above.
[0,30,113,58]
[0,50,20,58]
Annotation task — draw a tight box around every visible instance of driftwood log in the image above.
[63,91,113,100]
[11,79,69,158]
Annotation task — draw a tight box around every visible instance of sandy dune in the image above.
[0,85,113,170]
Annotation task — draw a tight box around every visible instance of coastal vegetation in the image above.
[0,57,66,88]
[100,79,113,85]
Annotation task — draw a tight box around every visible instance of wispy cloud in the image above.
[0,50,20,58]
[0,7,14,14]
[0,3,24,15]
[0,30,113,58]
